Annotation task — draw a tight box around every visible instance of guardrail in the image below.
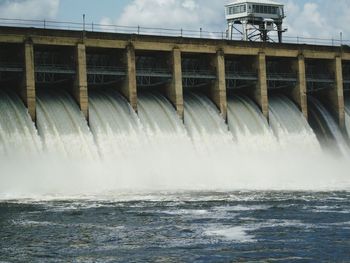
[0,17,348,47]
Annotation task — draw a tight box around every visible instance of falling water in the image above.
[0,90,41,156]
[0,88,349,196]
[184,92,234,153]
[89,88,144,159]
[308,96,349,154]
[124,91,201,190]
[345,97,350,139]
[227,94,277,151]
[36,89,98,160]
[269,95,321,152]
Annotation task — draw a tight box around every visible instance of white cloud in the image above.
[0,0,60,20]
[103,0,226,33]
[99,0,350,41]
[281,0,350,41]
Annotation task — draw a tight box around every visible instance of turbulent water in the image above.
[345,97,350,139]
[0,90,42,156]
[269,95,321,152]
[89,89,144,159]
[227,94,277,151]
[36,89,98,160]
[1,192,349,262]
[309,96,350,154]
[0,88,350,261]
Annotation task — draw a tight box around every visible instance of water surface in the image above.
[1,191,349,262]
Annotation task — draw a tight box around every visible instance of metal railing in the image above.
[226,72,257,80]
[0,62,23,72]
[0,17,348,47]
[267,73,297,81]
[306,73,335,83]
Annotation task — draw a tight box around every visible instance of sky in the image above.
[0,0,349,40]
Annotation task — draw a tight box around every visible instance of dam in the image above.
[2,1,350,261]
[0,25,350,193]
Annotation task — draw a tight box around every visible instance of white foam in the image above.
[0,91,349,199]
[204,225,255,242]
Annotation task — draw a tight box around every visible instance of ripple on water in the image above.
[204,225,255,243]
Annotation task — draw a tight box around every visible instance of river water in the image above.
[1,191,349,262]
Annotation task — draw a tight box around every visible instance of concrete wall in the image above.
[210,50,227,120]
[73,43,89,119]
[253,52,269,119]
[1,26,350,130]
[166,48,184,119]
[290,54,308,119]
[21,41,36,121]
[121,43,137,112]
[325,56,345,129]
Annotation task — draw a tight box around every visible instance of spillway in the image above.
[0,88,349,195]
[269,95,321,152]
[89,89,144,159]
[345,97,350,139]
[138,92,185,135]
[308,96,349,155]
[184,92,234,153]
[36,89,98,160]
[227,94,277,152]
[137,91,193,154]
[0,90,41,156]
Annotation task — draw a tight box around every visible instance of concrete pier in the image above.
[22,41,36,121]
[255,52,269,119]
[74,43,88,119]
[210,50,227,120]
[329,56,345,129]
[121,44,137,112]
[292,54,308,119]
[166,48,184,119]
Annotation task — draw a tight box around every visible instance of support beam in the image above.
[73,43,88,119]
[121,43,137,111]
[326,56,345,129]
[166,48,183,119]
[21,41,36,121]
[254,52,269,119]
[210,50,227,120]
[290,54,308,119]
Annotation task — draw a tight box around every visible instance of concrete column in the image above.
[166,48,184,119]
[121,44,137,112]
[22,41,36,121]
[210,50,227,120]
[74,43,88,119]
[291,54,308,119]
[255,52,269,119]
[327,56,345,129]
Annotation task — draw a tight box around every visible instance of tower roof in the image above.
[225,0,283,6]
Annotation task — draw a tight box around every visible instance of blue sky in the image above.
[0,0,349,40]
[56,0,129,23]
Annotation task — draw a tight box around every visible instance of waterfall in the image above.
[184,92,234,153]
[0,90,42,157]
[89,88,144,159]
[345,97,350,139]
[227,94,277,152]
[0,88,349,196]
[36,89,98,160]
[308,96,349,155]
[269,95,321,152]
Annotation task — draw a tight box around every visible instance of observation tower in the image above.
[225,0,286,43]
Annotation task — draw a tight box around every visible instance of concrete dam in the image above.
[0,26,350,192]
